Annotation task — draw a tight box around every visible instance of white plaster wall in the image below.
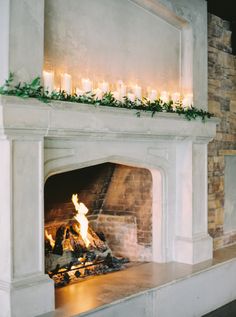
[0,0,44,84]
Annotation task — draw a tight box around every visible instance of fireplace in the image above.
[0,0,220,315]
[0,94,217,315]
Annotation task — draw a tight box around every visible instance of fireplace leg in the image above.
[175,142,213,264]
[0,138,54,316]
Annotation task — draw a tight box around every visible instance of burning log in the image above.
[45,193,129,287]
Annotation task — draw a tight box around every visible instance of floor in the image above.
[40,245,236,317]
[203,300,236,317]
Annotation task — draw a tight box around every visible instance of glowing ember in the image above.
[72,194,90,248]
[45,230,55,248]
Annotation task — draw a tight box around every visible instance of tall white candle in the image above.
[82,78,92,92]
[133,84,142,100]
[117,80,127,99]
[148,89,157,102]
[182,93,193,108]
[43,71,54,94]
[160,91,169,103]
[61,73,72,94]
[99,81,109,93]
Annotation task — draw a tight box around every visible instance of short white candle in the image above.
[172,92,181,104]
[160,91,169,103]
[75,88,84,96]
[82,78,92,92]
[61,73,72,94]
[182,93,193,108]
[148,89,157,102]
[127,92,135,102]
[99,81,109,93]
[43,71,54,94]
[112,91,120,101]
[93,88,103,99]
[133,84,142,100]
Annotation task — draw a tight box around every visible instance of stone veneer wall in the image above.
[208,14,236,249]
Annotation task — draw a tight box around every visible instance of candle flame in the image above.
[72,194,90,248]
[45,230,55,248]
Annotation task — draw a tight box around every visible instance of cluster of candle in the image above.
[43,71,193,108]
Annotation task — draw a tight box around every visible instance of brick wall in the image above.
[208,14,236,249]
[45,163,152,259]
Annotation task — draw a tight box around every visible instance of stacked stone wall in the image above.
[208,14,236,249]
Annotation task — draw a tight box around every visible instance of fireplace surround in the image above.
[0,0,219,315]
[0,95,218,316]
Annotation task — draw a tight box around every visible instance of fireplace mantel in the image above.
[0,96,218,140]
[0,95,218,316]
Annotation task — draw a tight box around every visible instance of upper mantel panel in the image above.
[44,0,181,92]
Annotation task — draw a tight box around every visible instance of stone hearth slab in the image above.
[39,245,236,317]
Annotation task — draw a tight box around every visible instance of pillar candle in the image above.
[43,71,54,95]
[61,73,72,95]
[93,88,103,100]
[127,93,135,102]
[75,88,83,96]
[112,91,120,101]
[172,92,181,104]
[160,91,169,103]
[182,93,193,108]
[117,80,127,99]
[148,89,157,102]
[99,81,109,93]
[133,84,142,99]
[82,78,92,92]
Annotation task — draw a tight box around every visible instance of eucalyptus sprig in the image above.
[0,74,214,122]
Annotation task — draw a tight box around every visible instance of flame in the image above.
[72,194,90,248]
[45,230,55,248]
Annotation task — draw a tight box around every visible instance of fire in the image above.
[45,230,55,248]
[72,194,90,248]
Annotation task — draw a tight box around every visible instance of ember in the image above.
[45,194,129,287]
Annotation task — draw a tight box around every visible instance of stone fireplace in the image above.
[0,95,217,316]
[0,0,221,316]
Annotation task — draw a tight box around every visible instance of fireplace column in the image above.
[0,135,54,317]
[175,140,213,264]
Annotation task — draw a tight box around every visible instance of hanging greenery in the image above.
[0,73,214,121]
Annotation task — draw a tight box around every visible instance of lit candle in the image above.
[160,91,169,103]
[93,88,103,100]
[99,81,109,93]
[61,73,72,94]
[117,80,127,99]
[172,92,181,104]
[127,92,135,102]
[112,91,120,101]
[182,93,193,108]
[82,78,92,92]
[133,84,142,100]
[43,71,54,94]
[148,89,157,102]
[75,88,83,96]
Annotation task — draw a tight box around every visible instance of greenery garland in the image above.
[0,73,214,121]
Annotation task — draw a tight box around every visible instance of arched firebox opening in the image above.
[44,162,153,287]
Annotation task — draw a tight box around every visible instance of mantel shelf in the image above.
[0,95,218,141]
